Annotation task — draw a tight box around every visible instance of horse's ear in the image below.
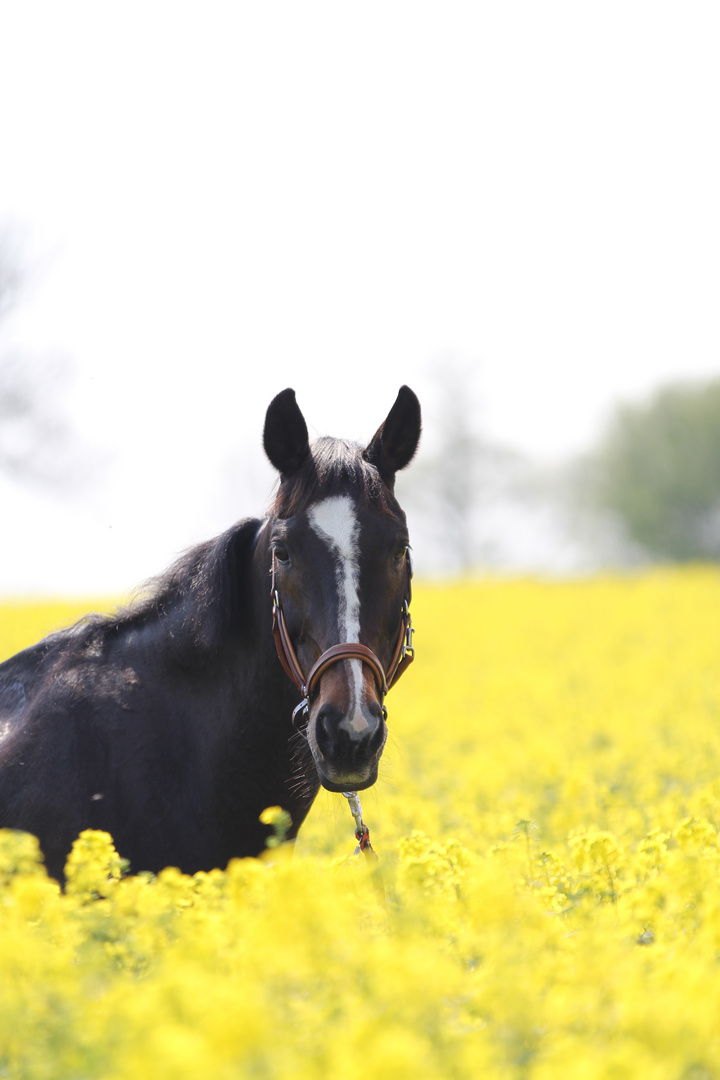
[364,385,422,487]
[263,388,310,476]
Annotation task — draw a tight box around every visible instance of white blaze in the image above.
[308,494,367,732]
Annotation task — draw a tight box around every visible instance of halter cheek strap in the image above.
[271,552,415,725]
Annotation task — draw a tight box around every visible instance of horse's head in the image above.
[263,386,421,792]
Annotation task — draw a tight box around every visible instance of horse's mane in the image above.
[42,520,261,665]
[272,437,398,519]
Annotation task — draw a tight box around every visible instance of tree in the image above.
[0,228,93,492]
[0,352,82,487]
[579,379,720,562]
[0,234,24,321]
[396,356,530,573]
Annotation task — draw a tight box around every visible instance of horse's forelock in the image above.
[272,437,394,519]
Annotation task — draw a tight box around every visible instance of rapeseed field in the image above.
[1,568,719,1078]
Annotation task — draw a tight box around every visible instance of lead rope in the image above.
[343,791,385,901]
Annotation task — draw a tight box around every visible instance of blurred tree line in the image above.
[400,360,720,572]
[570,378,720,564]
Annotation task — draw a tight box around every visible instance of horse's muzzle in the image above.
[309,698,387,792]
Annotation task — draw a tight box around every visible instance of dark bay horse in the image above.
[0,387,421,881]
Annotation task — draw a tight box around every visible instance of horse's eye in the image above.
[273,545,290,566]
[394,547,407,567]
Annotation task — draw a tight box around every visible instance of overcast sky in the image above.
[1,2,719,594]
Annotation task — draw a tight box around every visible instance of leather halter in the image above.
[271,550,415,725]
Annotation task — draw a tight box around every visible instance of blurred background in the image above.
[1,2,718,595]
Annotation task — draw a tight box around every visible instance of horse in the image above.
[0,386,421,881]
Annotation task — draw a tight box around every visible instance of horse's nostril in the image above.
[366,710,386,754]
[367,700,383,721]
[315,703,343,758]
[362,700,387,749]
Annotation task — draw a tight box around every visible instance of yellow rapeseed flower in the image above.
[0,567,719,1077]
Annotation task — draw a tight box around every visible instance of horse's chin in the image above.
[315,765,379,794]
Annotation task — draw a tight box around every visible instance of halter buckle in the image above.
[292,697,310,726]
[401,603,415,659]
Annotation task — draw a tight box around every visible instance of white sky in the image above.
[1,2,719,594]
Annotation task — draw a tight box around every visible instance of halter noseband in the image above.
[271,551,415,726]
